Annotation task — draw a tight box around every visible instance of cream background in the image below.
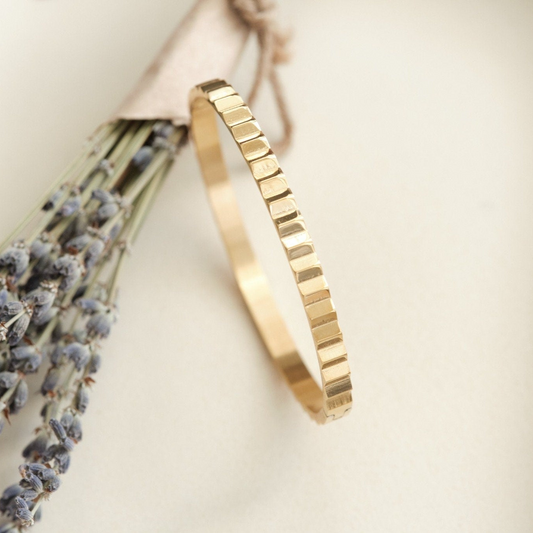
[1,1,533,532]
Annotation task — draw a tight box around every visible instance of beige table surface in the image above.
[1,0,533,531]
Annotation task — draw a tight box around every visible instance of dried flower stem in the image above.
[0,120,185,532]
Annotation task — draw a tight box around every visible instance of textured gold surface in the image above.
[189,80,352,423]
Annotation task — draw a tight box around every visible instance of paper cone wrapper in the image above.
[111,0,249,126]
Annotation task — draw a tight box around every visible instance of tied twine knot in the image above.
[231,0,293,154]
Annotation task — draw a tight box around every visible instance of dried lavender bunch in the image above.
[0,120,184,531]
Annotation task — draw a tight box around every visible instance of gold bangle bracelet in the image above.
[189,80,352,424]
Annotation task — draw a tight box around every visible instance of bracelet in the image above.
[189,80,352,423]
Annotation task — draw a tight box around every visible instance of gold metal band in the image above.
[189,80,352,424]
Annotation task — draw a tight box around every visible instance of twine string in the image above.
[231,0,293,154]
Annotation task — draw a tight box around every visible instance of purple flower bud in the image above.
[0,301,24,321]
[76,298,106,314]
[37,467,56,481]
[49,418,67,441]
[74,386,89,414]
[19,489,39,501]
[32,306,58,327]
[86,311,115,338]
[43,188,64,211]
[91,189,115,204]
[22,434,49,460]
[49,345,63,366]
[57,453,70,474]
[51,255,83,291]
[23,285,57,309]
[14,496,33,525]
[154,122,175,139]
[43,475,61,493]
[0,484,23,513]
[0,371,18,388]
[109,222,122,240]
[96,202,119,222]
[7,313,31,346]
[132,146,154,171]
[60,411,73,432]
[25,474,43,493]
[85,239,105,270]
[62,437,75,452]
[30,237,53,260]
[66,233,91,253]
[63,342,90,371]
[11,347,42,374]
[59,193,81,217]
[69,415,82,441]
[10,379,28,414]
[41,367,61,396]
[88,354,101,375]
[0,288,8,307]
[0,246,29,278]
[40,400,58,420]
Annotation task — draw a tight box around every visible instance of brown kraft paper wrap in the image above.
[111,0,249,126]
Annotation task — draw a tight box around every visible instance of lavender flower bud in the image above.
[42,444,70,472]
[21,463,46,478]
[40,400,58,420]
[59,193,82,217]
[51,255,83,291]
[0,288,8,307]
[26,287,56,307]
[39,468,56,481]
[0,525,17,533]
[65,233,91,253]
[154,123,175,139]
[10,380,28,414]
[91,189,115,204]
[0,246,29,278]
[22,434,49,460]
[0,484,23,513]
[96,202,119,221]
[32,306,58,327]
[86,311,114,338]
[10,345,36,361]
[43,188,64,211]
[49,418,67,441]
[74,386,89,414]
[57,453,70,474]
[11,347,42,374]
[109,222,122,240]
[76,298,106,314]
[20,489,39,501]
[25,474,43,493]
[34,505,42,522]
[0,301,24,321]
[14,496,33,525]
[85,238,105,270]
[49,345,63,366]
[68,415,82,441]
[41,367,61,396]
[60,411,73,432]
[0,371,18,388]
[132,146,154,171]
[43,475,61,493]
[30,237,53,260]
[88,354,101,375]
[63,342,90,371]
[7,313,31,346]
